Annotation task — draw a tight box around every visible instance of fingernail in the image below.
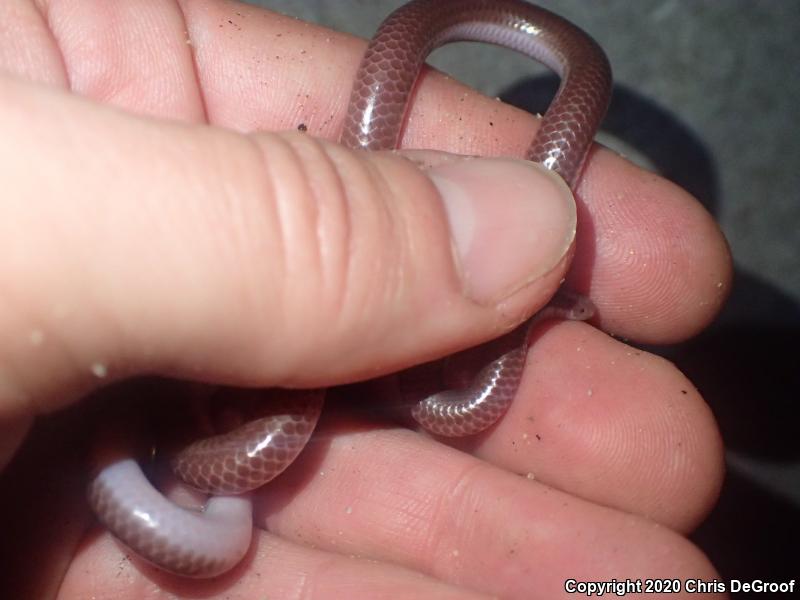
[428,158,576,305]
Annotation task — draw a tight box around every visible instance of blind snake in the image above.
[87,0,611,578]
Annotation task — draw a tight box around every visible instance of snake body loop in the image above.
[342,0,611,186]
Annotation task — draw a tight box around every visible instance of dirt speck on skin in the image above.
[297,123,308,132]
[28,329,44,345]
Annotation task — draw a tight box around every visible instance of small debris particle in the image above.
[91,362,108,378]
[535,434,542,441]
[297,123,308,132]
[29,329,44,346]
[526,472,536,480]
[680,389,688,395]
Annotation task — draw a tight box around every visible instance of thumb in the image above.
[0,77,576,422]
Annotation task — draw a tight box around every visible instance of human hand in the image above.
[0,1,731,598]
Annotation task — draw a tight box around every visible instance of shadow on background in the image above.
[665,280,800,583]
[693,471,799,582]
[503,76,800,581]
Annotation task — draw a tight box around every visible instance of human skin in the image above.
[0,1,731,598]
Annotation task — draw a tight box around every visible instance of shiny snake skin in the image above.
[410,290,596,437]
[88,0,611,578]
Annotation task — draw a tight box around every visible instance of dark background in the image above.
[249,0,800,585]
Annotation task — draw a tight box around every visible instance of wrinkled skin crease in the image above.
[87,0,611,578]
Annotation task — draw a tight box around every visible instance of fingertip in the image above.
[575,150,733,343]
[469,321,725,531]
[427,157,575,306]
